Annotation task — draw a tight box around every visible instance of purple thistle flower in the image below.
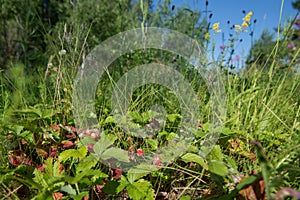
[219,45,226,50]
[287,41,296,49]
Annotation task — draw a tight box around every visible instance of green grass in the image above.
[0,46,299,199]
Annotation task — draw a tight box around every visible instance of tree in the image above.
[246,1,300,70]
[0,0,141,70]
[246,30,276,67]
[291,3,300,45]
[149,0,207,42]
[292,0,300,11]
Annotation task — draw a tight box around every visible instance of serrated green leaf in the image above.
[90,169,108,179]
[59,146,87,163]
[9,125,24,134]
[80,136,97,144]
[181,153,206,168]
[77,145,88,157]
[106,134,117,143]
[43,157,54,180]
[41,109,56,119]
[166,113,181,122]
[127,164,158,183]
[53,158,63,177]
[94,133,114,155]
[0,167,17,183]
[19,131,34,143]
[60,184,76,195]
[68,168,108,184]
[101,147,129,163]
[158,130,168,138]
[58,150,73,162]
[103,116,116,124]
[32,191,52,200]
[129,111,143,123]
[208,160,228,176]
[102,180,119,194]
[33,168,48,187]
[58,149,76,162]
[66,169,92,184]
[10,166,43,190]
[196,131,206,138]
[70,192,89,200]
[14,108,42,118]
[222,127,232,135]
[141,111,152,122]
[187,145,199,153]
[127,179,155,200]
[208,145,224,161]
[180,195,191,200]
[146,139,158,150]
[202,123,210,132]
[225,155,238,171]
[166,132,176,140]
[117,175,129,193]
[76,155,97,172]
[80,177,92,185]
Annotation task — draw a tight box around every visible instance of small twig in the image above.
[161,166,207,184]
[154,175,162,199]
[173,187,205,191]
[1,184,22,200]
[261,102,291,131]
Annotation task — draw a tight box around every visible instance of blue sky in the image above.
[153,0,298,65]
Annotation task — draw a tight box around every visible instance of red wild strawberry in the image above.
[61,140,74,148]
[136,148,144,156]
[113,168,122,179]
[52,192,63,200]
[36,165,44,172]
[153,154,162,166]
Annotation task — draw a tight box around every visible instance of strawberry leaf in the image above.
[126,179,155,200]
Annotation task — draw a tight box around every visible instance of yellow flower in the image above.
[242,21,249,27]
[205,32,210,40]
[235,25,242,33]
[212,23,219,30]
[243,15,251,22]
[212,22,221,33]
[243,11,253,22]
[97,89,103,95]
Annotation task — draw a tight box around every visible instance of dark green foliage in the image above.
[292,0,300,11]
[246,30,276,66]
